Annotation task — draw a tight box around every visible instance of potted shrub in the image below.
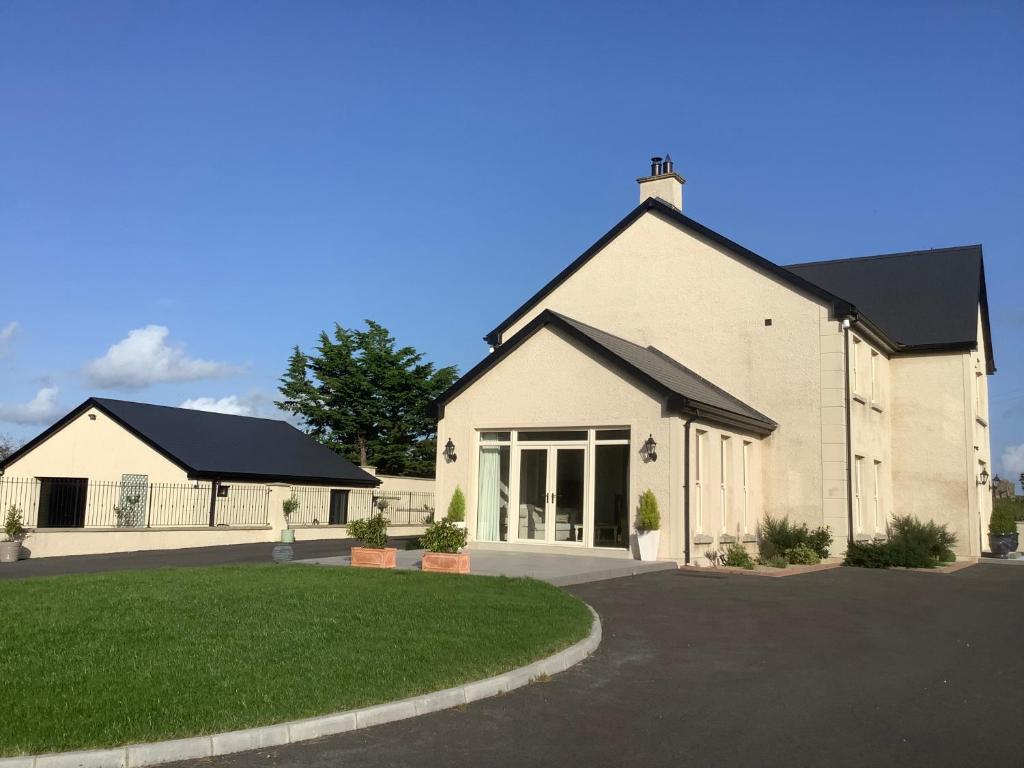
[988,502,1019,558]
[281,494,299,543]
[635,489,661,561]
[1,505,26,563]
[348,513,396,568]
[446,486,467,530]
[420,518,470,573]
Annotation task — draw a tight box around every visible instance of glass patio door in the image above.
[516,446,586,544]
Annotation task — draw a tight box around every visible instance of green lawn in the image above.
[0,565,592,756]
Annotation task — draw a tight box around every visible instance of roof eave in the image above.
[668,395,777,438]
[188,470,381,487]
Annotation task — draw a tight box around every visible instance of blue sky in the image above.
[1,1,1022,483]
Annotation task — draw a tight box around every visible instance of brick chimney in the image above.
[637,154,685,210]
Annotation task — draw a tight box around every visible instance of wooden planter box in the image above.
[351,546,397,569]
[421,552,470,574]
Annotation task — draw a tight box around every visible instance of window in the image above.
[477,444,510,541]
[872,460,881,533]
[853,456,864,532]
[517,430,587,442]
[694,430,706,532]
[975,371,985,416]
[852,337,862,393]
[720,436,730,531]
[742,441,751,533]
[870,350,879,402]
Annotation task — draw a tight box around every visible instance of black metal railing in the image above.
[0,477,269,528]
[288,487,434,527]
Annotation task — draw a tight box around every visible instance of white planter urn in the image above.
[636,529,661,561]
[0,540,22,563]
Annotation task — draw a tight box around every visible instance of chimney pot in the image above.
[638,153,685,210]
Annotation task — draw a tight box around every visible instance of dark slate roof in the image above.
[434,310,776,436]
[785,245,994,371]
[483,197,855,346]
[2,398,380,486]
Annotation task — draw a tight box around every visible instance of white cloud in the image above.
[0,386,62,425]
[1001,444,1024,479]
[180,392,280,419]
[86,325,240,390]
[0,321,19,354]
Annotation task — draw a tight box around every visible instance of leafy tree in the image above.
[276,320,457,477]
[0,434,20,461]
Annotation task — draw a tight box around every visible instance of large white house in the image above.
[432,157,995,563]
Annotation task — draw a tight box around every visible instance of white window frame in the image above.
[852,337,862,394]
[742,441,751,534]
[854,455,864,533]
[872,459,881,533]
[694,430,706,532]
[870,349,879,402]
[720,436,730,531]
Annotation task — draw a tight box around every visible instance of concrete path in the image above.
[164,562,1024,768]
[293,548,677,586]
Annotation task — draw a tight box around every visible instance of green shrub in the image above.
[635,489,661,532]
[845,516,958,569]
[889,515,957,567]
[988,502,1017,536]
[759,554,788,568]
[758,514,831,560]
[3,505,25,541]
[806,526,833,559]
[347,513,390,548]
[844,540,892,568]
[419,518,468,553]
[446,486,466,522]
[784,544,821,565]
[722,543,754,569]
[994,497,1024,522]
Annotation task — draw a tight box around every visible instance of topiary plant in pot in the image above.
[280,494,299,544]
[347,513,397,568]
[420,518,470,574]
[1,505,26,563]
[988,503,1019,558]
[634,489,661,561]
[446,486,467,530]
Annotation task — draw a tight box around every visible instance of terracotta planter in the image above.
[0,541,22,563]
[351,546,397,569]
[421,552,470,574]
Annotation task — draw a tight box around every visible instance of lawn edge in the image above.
[1,604,600,768]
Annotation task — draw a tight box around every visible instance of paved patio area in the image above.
[292,547,677,586]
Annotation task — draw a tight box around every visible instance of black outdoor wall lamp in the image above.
[443,438,457,463]
[977,467,990,487]
[641,434,658,463]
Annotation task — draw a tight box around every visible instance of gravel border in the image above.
[0,605,601,768]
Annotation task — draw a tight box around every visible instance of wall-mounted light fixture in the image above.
[641,434,658,463]
[977,467,990,487]
[443,438,457,463]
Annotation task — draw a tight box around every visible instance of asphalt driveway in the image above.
[158,562,1022,768]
